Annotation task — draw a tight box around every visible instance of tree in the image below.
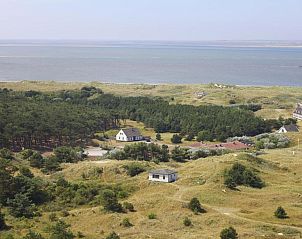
[7,193,35,218]
[274,206,288,219]
[196,131,213,142]
[185,133,194,141]
[171,134,182,144]
[29,152,44,168]
[220,227,238,239]
[106,232,120,239]
[0,159,15,204]
[22,230,45,239]
[188,197,205,214]
[0,211,6,230]
[156,133,161,141]
[19,167,34,178]
[100,189,123,213]
[49,221,75,239]
[171,147,189,162]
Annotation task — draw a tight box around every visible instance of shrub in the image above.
[106,232,120,239]
[171,134,182,144]
[121,218,133,227]
[224,163,264,189]
[0,148,13,160]
[275,206,288,219]
[185,133,194,141]
[100,189,123,213]
[220,227,238,239]
[20,149,34,160]
[188,198,205,214]
[49,220,75,239]
[29,152,44,168]
[77,232,85,238]
[22,230,45,239]
[124,163,145,177]
[49,213,57,222]
[156,133,161,141]
[183,217,192,226]
[123,202,135,212]
[0,212,6,230]
[61,210,70,217]
[148,213,157,219]
[19,167,34,178]
[7,193,36,218]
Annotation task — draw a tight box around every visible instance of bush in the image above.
[106,232,120,239]
[0,148,13,160]
[188,198,205,214]
[0,212,6,230]
[100,189,123,213]
[224,163,264,189]
[123,202,135,212]
[49,220,75,239]
[185,133,194,141]
[7,193,36,218]
[148,213,157,219]
[171,134,182,144]
[20,149,34,160]
[22,230,45,239]
[49,213,57,222]
[121,218,133,227]
[220,227,238,239]
[275,206,288,219]
[29,152,44,168]
[156,133,161,141]
[183,217,192,226]
[19,167,34,178]
[124,163,145,177]
[61,210,70,217]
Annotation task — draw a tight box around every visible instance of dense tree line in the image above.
[0,87,273,150]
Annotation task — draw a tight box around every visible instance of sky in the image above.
[0,0,301,41]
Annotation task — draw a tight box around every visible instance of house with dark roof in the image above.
[115,128,143,142]
[149,169,178,183]
[278,124,299,133]
[293,103,302,120]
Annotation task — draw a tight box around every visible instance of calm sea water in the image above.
[0,41,302,86]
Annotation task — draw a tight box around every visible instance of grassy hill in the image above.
[1,81,302,238]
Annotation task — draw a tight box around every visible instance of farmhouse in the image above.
[116,128,143,142]
[149,169,178,183]
[278,124,299,133]
[293,103,302,120]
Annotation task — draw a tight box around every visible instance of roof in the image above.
[149,169,177,175]
[294,103,302,115]
[190,141,249,150]
[120,128,142,137]
[282,124,299,132]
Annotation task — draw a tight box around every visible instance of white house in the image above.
[278,124,299,133]
[149,169,178,183]
[116,128,143,142]
[293,103,302,121]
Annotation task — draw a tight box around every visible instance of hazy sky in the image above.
[0,0,301,41]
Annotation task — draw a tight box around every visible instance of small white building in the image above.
[293,103,302,121]
[278,124,299,133]
[116,128,143,142]
[149,169,178,183]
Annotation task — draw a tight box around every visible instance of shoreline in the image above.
[1,80,302,88]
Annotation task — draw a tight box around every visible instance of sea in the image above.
[0,40,302,86]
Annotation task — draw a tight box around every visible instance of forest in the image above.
[0,86,274,150]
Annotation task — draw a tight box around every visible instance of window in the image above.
[152,174,159,179]
[163,176,165,180]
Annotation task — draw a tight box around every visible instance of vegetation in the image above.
[100,189,123,213]
[183,217,192,227]
[123,163,146,177]
[220,227,238,239]
[224,163,264,189]
[171,134,182,144]
[22,231,45,239]
[0,212,6,230]
[0,88,272,151]
[121,218,133,227]
[188,198,205,214]
[106,232,120,239]
[49,220,75,239]
[274,206,288,219]
[148,213,157,219]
